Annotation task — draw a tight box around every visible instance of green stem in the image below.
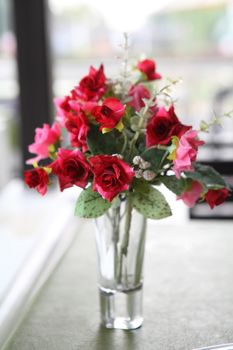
[135,217,147,286]
[121,197,132,255]
[112,205,121,283]
[158,149,170,169]
[120,130,128,155]
[128,96,155,160]
[117,197,132,286]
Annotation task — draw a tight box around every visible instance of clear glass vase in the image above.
[94,197,147,330]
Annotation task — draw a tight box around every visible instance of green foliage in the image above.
[185,164,227,190]
[160,175,188,195]
[130,115,141,131]
[75,187,111,218]
[123,105,135,127]
[132,178,151,193]
[87,124,123,155]
[200,110,233,133]
[141,147,168,172]
[131,185,172,220]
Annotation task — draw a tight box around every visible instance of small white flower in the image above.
[133,156,143,165]
[140,160,151,170]
[142,170,156,181]
[135,169,143,178]
[112,154,123,159]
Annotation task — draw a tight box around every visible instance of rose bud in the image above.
[136,59,161,81]
[205,188,230,209]
[177,181,203,208]
[128,84,150,111]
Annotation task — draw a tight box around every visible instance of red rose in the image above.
[24,168,49,196]
[50,149,91,191]
[128,84,150,111]
[65,110,89,152]
[89,155,134,201]
[146,106,191,147]
[74,64,106,101]
[92,97,125,132]
[54,96,80,127]
[205,188,230,209]
[137,59,161,81]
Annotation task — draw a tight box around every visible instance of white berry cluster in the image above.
[133,156,156,181]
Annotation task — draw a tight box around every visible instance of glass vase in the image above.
[94,197,147,330]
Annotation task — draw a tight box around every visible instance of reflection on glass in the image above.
[0,0,19,188]
[194,344,233,350]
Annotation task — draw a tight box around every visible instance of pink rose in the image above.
[177,181,203,208]
[27,123,61,164]
[89,155,134,202]
[173,130,205,178]
[136,59,161,81]
[50,149,91,191]
[128,84,150,111]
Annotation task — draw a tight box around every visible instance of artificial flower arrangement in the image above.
[24,52,230,215]
[24,36,232,330]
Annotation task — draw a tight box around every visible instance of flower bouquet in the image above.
[24,36,230,329]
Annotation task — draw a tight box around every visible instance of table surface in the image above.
[5,220,233,350]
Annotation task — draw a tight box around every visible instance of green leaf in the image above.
[132,178,151,193]
[185,163,227,190]
[199,120,210,133]
[131,186,172,220]
[87,124,123,155]
[75,187,111,218]
[141,148,168,172]
[160,176,188,195]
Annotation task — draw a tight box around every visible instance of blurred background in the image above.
[0,0,233,213]
[0,0,233,343]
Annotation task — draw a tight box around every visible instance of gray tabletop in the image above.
[6,220,233,350]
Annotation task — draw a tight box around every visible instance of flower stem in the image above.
[122,196,132,255]
[117,196,132,286]
[120,129,128,155]
[134,217,147,286]
[112,205,121,284]
[128,99,152,160]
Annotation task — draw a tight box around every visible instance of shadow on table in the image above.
[93,325,141,350]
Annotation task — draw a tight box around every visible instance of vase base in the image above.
[99,285,143,330]
[102,316,143,330]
